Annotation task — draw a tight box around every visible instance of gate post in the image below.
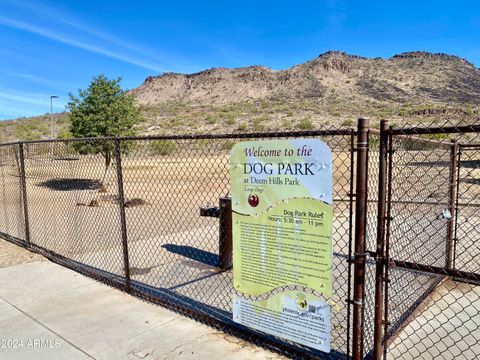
[373,120,389,359]
[114,138,131,290]
[352,118,369,360]
[446,140,458,269]
[18,142,31,246]
[219,196,233,269]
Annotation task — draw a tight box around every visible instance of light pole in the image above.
[50,95,59,158]
[50,95,59,139]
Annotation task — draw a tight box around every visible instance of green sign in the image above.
[230,139,333,352]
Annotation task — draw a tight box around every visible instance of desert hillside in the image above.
[134,51,480,106]
[4,51,480,141]
[132,51,480,135]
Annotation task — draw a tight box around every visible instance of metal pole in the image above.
[18,143,31,246]
[352,117,369,360]
[347,128,355,360]
[50,96,58,158]
[219,197,232,270]
[383,128,394,360]
[50,97,53,138]
[373,120,389,359]
[49,96,59,139]
[114,138,131,290]
[453,146,462,270]
[446,140,458,269]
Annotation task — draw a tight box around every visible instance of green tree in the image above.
[67,75,142,184]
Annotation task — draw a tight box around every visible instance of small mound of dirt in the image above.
[75,199,101,207]
[88,199,100,207]
[124,198,149,208]
[76,197,148,208]
[98,184,108,193]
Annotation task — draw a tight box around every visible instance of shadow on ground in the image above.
[37,178,101,191]
[161,244,220,267]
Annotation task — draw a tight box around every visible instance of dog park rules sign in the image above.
[230,139,333,352]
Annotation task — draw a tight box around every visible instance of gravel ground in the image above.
[0,240,45,269]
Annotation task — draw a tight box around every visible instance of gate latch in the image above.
[437,208,452,220]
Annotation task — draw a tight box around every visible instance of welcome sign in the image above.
[230,139,333,352]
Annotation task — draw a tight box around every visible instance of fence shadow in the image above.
[161,244,220,268]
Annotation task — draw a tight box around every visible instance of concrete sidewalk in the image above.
[0,260,284,360]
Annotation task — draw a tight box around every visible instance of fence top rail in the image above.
[459,143,480,149]
[0,128,354,147]
[390,124,480,136]
[369,128,454,148]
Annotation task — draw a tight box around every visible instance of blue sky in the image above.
[0,0,479,120]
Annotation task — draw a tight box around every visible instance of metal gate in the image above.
[453,144,480,274]
[373,123,480,360]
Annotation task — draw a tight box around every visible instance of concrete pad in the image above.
[387,280,480,360]
[0,298,89,360]
[0,261,285,360]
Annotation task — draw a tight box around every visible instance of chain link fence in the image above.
[0,130,360,359]
[381,123,480,360]
[0,121,479,359]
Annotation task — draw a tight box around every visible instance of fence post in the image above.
[452,145,462,270]
[18,142,31,246]
[114,138,131,290]
[373,120,389,360]
[219,196,233,269]
[446,140,458,269]
[352,117,369,360]
[346,129,356,360]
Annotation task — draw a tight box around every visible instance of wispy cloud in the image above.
[2,0,161,61]
[0,90,65,109]
[0,71,71,91]
[0,16,165,73]
[326,0,347,28]
[0,0,206,74]
[0,89,66,119]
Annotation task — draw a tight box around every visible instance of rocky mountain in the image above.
[133,51,480,107]
[3,51,480,141]
[130,51,480,135]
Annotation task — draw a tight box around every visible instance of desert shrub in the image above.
[14,121,49,140]
[369,136,380,148]
[221,140,236,151]
[206,113,219,124]
[237,123,247,131]
[282,119,293,129]
[400,134,449,151]
[148,140,177,156]
[298,118,314,130]
[253,122,266,131]
[328,106,342,117]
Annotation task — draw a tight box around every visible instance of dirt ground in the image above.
[0,239,45,268]
[0,141,478,358]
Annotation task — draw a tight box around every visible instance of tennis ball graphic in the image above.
[248,194,259,207]
[296,296,308,311]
